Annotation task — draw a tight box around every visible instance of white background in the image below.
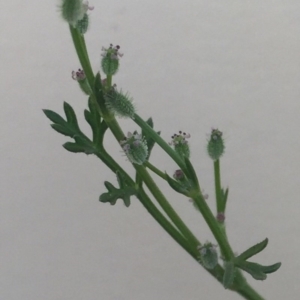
[1,1,300,299]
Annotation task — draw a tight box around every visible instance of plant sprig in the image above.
[44,2,281,299]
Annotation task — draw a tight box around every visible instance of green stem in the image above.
[95,146,195,257]
[133,113,188,174]
[192,194,234,261]
[135,165,200,248]
[144,161,168,180]
[214,159,223,212]
[236,284,265,300]
[106,74,112,90]
[69,26,94,87]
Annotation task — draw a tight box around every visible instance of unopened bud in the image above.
[72,69,92,95]
[173,169,184,181]
[216,212,225,223]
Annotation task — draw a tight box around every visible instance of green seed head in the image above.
[60,0,93,27]
[207,128,225,160]
[101,44,123,76]
[198,243,218,270]
[120,132,148,165]
[105,87,135,119]
[169,131,191,159]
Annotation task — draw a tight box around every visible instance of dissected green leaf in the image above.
[260,262,281,274]
[44,103,96,154]
[63,142,96,154]
[99,172,136,207]
[43,109,66,125]
[236,238,269,261]
[93,72,106,107]
[64,102,80,130]
[84,97,106,145]
[51,124,75,137]
[235,260,281,281]
[235,261,267,280]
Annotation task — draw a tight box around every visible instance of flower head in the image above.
[71,68,92,95]
[72,69,86,81]
[120,131,148,165]
[101,44,123,60]
[169,131,191,158]
[197,242,218,269]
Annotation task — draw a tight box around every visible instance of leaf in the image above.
[63,142,96,155]
[260,262,281,274]
[236,238,269,261]
[142,117,160,160]
[99,172,136,207]
[184,156,199,188]
[63,142,87,153]
[235,261,267,280]
[51,124,75,137]
[84,109,93,127]
[93,72,106,107]
[165,173,189,196]
[222,187,229,209]
[63,102,80,130]
[43,109,66,125]
[44,104,96,154]
[84,97,104,145]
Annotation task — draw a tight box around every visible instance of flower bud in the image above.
[101,44,123,76]
[207,128,225,160]
[72,69,92,95]
[173,169,184,181]
[216,212,225,223]
[197,243,218,269]
[105,87,135,119]
[169,131,190,159]
[120,132,148,165]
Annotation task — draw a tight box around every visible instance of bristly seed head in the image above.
[120,131,148,165]
[105,87,135,119]
[207,128,225,161]
[197,242,218,270]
